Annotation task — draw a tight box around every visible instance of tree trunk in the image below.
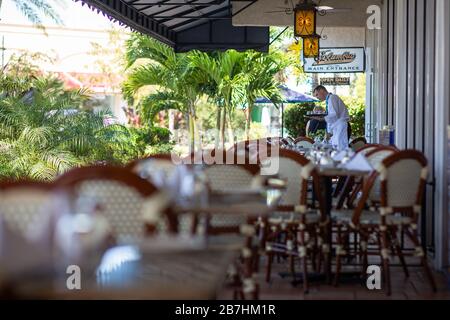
[245,100,253,141]
[226,106,234,146]
[216,107,222,150]
[220,106,226,149]
[188,113,195,153]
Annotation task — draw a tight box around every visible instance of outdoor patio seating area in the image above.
[0,137,448,300]
[0,0,448,304]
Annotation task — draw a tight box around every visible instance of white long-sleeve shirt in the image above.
[324,93,350,133]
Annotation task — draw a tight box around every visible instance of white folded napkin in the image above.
[342,153,373,172]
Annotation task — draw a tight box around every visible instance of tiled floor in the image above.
[219,256,450,300]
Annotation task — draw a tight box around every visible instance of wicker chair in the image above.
[198,151,262,299]
[0,181,57,243]
[263,149,326,293]
[55,166,170,244]
[294,136,315,149]
[127,154,196,234]
[337,146,398,210]
[349,137,367,152]
[0,181,63,279]
[357,144,382,156]
[332,150,436,295]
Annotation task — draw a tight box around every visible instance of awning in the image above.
[255,86,318,104]
[76,0,269,52]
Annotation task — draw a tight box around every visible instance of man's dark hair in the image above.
[313,85,327,93]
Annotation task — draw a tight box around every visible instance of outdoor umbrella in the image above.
[255,85,318,137]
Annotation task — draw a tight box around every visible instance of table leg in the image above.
[321,176,333,284]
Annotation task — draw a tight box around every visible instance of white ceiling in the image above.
[232,0,383,27]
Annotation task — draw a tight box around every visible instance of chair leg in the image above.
[298,225,309,293]
[379,229,392,296]
[390,228,409,278]
[265,251,273,283]
[289,254,297,282]
[359,230,369,278]
[334,225,343,287]
[404,227,437,292]
[311,227,318,272]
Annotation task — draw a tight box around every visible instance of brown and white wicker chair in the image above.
[127,154,194,234]
[294,137,315,149]
[202,150,262,233]
[0,181,63,283]
[332,150,436,295]
[198,151,262,299]
[0,181,57,245]
[55,166,170,244]
[356,144,382,156]
[338,146,398,210]
[263,149,326,293]
[349,137,368,152]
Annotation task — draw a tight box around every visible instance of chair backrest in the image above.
[350,137,368,152]
[294,137,315,149]
[203,151,261,192]
[0,190,57,278]
[0,181,56,240]
[199,153,261,235]
[357,144,380,156]
[379,150,428,210]
[365,147,399,202]
[270,149,318,208]
[55,166,166,243]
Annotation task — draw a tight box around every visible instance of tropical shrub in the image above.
[0,74,132,180]
[283,102,316,138]
[341,96,366,138]
[283,98,365,140]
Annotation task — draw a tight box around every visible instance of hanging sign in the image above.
[320,77,351,86]
[303,47,365,73]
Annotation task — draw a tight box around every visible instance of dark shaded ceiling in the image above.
[76,0,269,52]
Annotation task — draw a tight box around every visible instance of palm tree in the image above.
[0,73,131,180]
[0,0,64,25]
[122,33,206,151]
[190,50,247,148]
[240,51,285,140]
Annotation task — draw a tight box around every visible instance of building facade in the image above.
[366,0,449,269]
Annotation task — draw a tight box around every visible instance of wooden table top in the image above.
[317,167,371,177]
[3,235,245,300]
[173,189,283,216]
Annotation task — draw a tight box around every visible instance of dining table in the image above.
[1,234,247,300]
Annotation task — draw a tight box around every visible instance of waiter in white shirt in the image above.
[313,85,350,150]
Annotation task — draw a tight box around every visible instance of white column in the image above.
[434,0,450,269]
[406,0,416,149]
[414,0,425,152]
[394,0,408,149]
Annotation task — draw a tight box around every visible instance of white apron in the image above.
[330,118,349,151]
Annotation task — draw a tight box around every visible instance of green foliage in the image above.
[123,33,287,148]
[309,129,327,142]
[0,71,134,180]
[341,96,366,138]
[144,143,174,156]
[283,102,317,138]
[283,98,366,140]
